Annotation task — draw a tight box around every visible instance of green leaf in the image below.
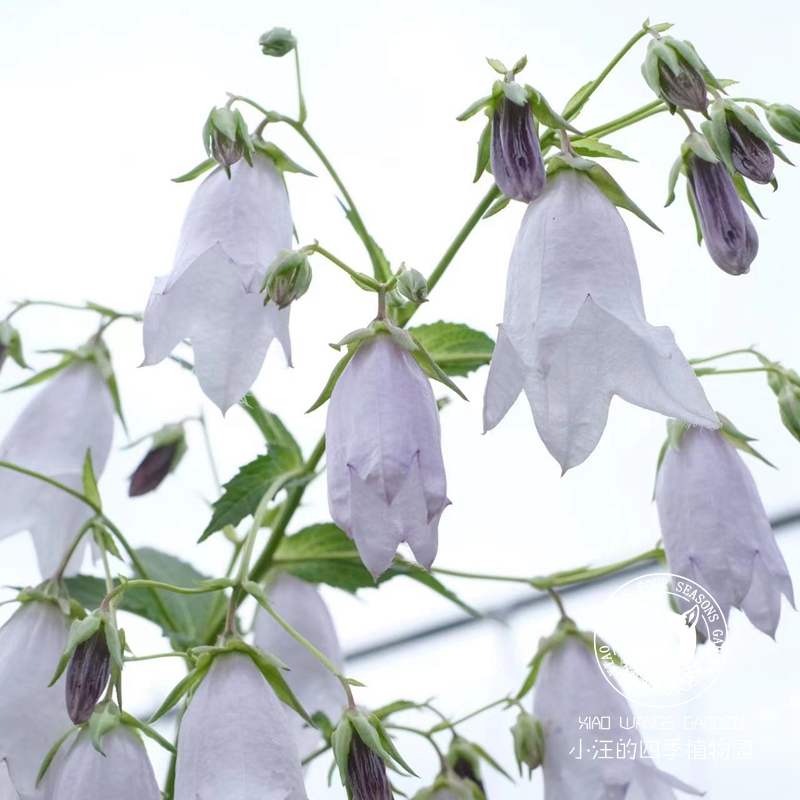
[254,139,316,177]
[526,86,582,134]
[120,712,176,753]
[82,451,102,510]
[306,342,362,413]
[472,742,513,781]
[456,95,492,122]
[274,524,482,616]
[172,158,216,183]
[202,448,301,540]
[407,322,494,377]
[239,393,303,466]
[36,727,78,785]
[570,137,636,162]
[562,80,594,120]
[149,664,208,723]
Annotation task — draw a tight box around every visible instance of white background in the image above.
[1,0,798,798]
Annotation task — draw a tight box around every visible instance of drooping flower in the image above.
[0,601,71,800]
[142,153,293,413]
[534,635,702,800]
[483,168,718,472]
[491,93,546,203]
[642,37,711,113]
[254,574,345,754]
[687,154,759,275]
[656,426,795,636]
[174,652,308,800]
[326,334,449,578]
[43,726,161,800]
[0,361,114,576]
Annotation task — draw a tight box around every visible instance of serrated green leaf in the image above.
[201,448,301,540]
[239,393,303,465]
[407,322,494,377]
[172,158,216,183]
[571,137,636,162]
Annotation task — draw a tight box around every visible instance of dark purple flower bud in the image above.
[129,441,180,497]
[726,113,775,184]
[687,155,759,275]
[491,95,545,203]
[347,734,393,800]
[658,57,708,113]
[66,628,111,724]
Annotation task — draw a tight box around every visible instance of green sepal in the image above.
[516,619,578,699]
[408,332,468,401]
[3,355,73,392]
[50,613,103,686]
[681,132,719,164]
[486,58,507,75]
[331,715,354,786]
[732,173,764,219]
[525,85,582,134]
[0,320,28,369]
[148,660,209,723]
[100,610,125,670]
[570,137,636,162]
[82,450,102,511]
[36,727,79,786]
[703,103,735,176]
[172,158,216,183]
[685,182,703,244]
[717,413,775,468]
[88,700,122,754]
[473,119,492,183]
[119,711,176,753]
[548,154,661,231]
[373,715,417,776]
[562,80,594,121]
[665,155,684,207]
[457,95,493,122]
[253,138,315,176]
[306,340,364,413]
[482,195,511,219]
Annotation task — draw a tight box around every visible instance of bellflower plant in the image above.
[174,653,308,800]
[326,332,449,578]
[0,360,114,576]
[2,18,800,800]
[483,168,718,471]
[43,726,162,800]
[534,634,701,800]
[141,153,293,413]
[656,426,795,636]
[0,601,70,800]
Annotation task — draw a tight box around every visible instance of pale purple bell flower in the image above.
[534,636,702,800]
[326,334,449,578]
[656,427,795,637]
[483,169,718,472]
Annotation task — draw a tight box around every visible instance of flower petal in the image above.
[482,325,524,432]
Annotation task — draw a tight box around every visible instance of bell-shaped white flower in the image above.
[0,602,71,800]
[175,653,308,800]
[534,636,701,800]
[142,154,293,413]
[656,427,795,636]
[254,574,345,755]
[483,169,718,471]
[44,726,161,800]
[0,362,114,576]
[326,334,450,578]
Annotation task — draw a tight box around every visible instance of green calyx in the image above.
[766,103,800,144]
[203,107,256,176]
[332,707,417,788]
[511,710,545,777]
[148,638,313,726]
[641,36,720,106]
[413,771,484,800]
[0,320,27,370]
[259,27,297,57]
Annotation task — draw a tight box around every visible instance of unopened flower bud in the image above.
[347,734,393,800]
[643,38,710,113]
[491,91,545,203]
[447,738,484,792]
[511,710,544,777]
[726,112,774,184]
[0,320,26,375]
[203,108,254,174]
[259,27,297,57]
[397,267,428,304]
[262,249,312,309]
[766,103,800,144]
[129,423,186,497]
[66,628,111,724]
[687,153,758,275]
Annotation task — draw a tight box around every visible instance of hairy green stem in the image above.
[690,347,767,365]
